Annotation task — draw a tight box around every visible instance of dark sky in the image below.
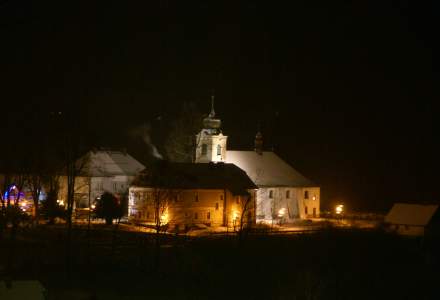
[1,0,439,211]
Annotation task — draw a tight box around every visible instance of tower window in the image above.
[215,203,219,210]
[269,190,273,199]
[304,191,309,199]
[195,193,199,202]
[217,144,221,156]
[207,212,211,220]
[201,144,208,155]
[194,212,198,220]
[286,190,290,199]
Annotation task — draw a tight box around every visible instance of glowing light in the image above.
[232,210,239,220]
[57,200,64,206]
[335,204,344,215]
[20,201,27,207]
[312,196,316,201]
[91,204,96,210]
[160,210,169,224]
[278,208,286,217]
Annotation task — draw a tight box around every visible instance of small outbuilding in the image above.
[385,203,439,236]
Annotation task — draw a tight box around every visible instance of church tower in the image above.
[195,96,228,163]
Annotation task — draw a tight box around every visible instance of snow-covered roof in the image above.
[385,203,439,226]
[226,151,316,187]
[80,150,145,177]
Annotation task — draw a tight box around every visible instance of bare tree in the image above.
[133,162,183,271]
[236,192,256,244]
[164,101,204,163]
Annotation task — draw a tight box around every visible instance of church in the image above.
[195,99,320,223]
[128,99,320,229]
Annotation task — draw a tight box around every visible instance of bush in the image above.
[95,192,123,225]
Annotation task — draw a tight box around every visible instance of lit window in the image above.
[304,191,309,199]
[215,203,219,210]
[201,144,208,155]
[207,212,211,220]
[217,144,221,156]
[286,190,290,199]
[269,190,273,198]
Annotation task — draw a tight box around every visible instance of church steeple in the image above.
[209,95,215,118]
[195,95,228,163]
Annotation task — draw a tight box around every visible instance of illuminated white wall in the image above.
[195,132,228,163]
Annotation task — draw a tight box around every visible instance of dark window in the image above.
[147,211,150,218]
[194,212,198,220]
[304,191,309,199]
[305,206,308,215]
[207,212,211,220]
[201,144,208,155]
[313,208,316,217]
[195,193,199,202]
[220,194,224,200]
[217,144,221,155]
[286,190,290,198]
[269,190,273,198]
[215,203,219,210]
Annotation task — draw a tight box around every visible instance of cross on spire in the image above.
[209,93,215,118]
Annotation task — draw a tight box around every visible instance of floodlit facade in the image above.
[58,149,145,209]
[226,150,320,223]
[194,102,320,224]
[128,162,257,230]
[195,97,228,163]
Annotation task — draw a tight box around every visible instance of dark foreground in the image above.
[1,225,439,299]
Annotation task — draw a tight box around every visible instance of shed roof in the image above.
[385,203,439,226]
[226,151,316,187]
[133,162,257,196]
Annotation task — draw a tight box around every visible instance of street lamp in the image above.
[335,204,344,215]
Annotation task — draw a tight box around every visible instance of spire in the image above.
[209,94,215,118]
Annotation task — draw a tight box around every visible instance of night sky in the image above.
[1,1,439,211]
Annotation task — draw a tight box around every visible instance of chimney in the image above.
[254,131,263,155]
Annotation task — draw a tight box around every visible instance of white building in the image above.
[58,149,145,208]
[226,150,320,223]
[194,101,320,223]
[385,203,439,236]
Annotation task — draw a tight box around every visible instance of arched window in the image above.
[217,144,222,156]
[201,144,208,155]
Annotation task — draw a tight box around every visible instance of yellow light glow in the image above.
[57,200,64,206]
[278,208,286,217]
[20,201,27,207]
[312,196,316,201]
[335,204,344,214]
[91,204,96,210]
[160,210,169,224]
[232,210,239,220]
